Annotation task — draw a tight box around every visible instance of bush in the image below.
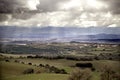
[22,68,34,74]
[68,68,92,80]
[76,63,93,68]
[91,67,96,71]
[45,64,50,68]
[60,69,67,74]
[112,73,120,80]
[5,60,10,62]
[14,60,20,63]
[100,65,118,80]
[36,71,41,74]
[28,62,32,65]
[39,64,44,67]
[27,56,34,58]
[49,66,57,73]
[54,68,61,73]
[21,62,25,64]
[49,66,67,74]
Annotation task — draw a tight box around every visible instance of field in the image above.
[0,42,120,80]
[0,56,120,80]
[0,60,69,80]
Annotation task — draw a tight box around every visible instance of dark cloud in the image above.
[0,14,8,22]
[37,0,68,12]
[101,0,120,14]
[110,0,120,14]
[0,0,40,20]
[12,13,36,20]
[0,0,120,14]
[0,0,120,27]
[0,0,67,13]
[0,0,68,21]
[0,0,24,13]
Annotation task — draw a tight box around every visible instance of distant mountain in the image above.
[79,34,120,39]
[70,34,120,43]
[0,26,120,42]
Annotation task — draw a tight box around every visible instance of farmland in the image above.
[1,42,120,60]
[0,42,120,80]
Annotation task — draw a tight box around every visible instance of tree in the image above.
[28,62,32,65]
[100,65,118,80]
[68,68,92,80]
[14,60,20,63]
[112,73,120,80]
[5,60,10,62]
[21,62,25,64]
[22,68,34,74]
[60,69,67,74]
[39,64,44,67]
[45,64,50,68]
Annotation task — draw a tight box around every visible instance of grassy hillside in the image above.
[14,58,120,73]
[0,60,68,80]
[0,58,120,80]
[2,73,69,80]
[0,61,45,79]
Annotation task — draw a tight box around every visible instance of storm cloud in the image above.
[0,0,120,27]
[102,0,120,14]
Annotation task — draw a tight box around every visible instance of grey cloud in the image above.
[0,0,40,20]
[0,0,25,13]
[0,0,120,27]
[101,0,120,14]
[0,14,8,22]
[37,0,69,12]
[12,13,35,20]
[0,0,68,13]
[0,0,68,21]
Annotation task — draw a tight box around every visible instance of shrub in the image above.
[22,68,34,74]
[28,62,32,65]
[68,68,92,80]
[39,64,44,67]
[21,62,25,64]
[14,60,20,63]
[60,69,67,74]
[49,66,61,73]
[112,73,120,80]
[76,63,93,68]
[100,65,118,80]
[5,60,10,62]
[19,56,24,59]
[36,71,41,74]
[27,56,34,58]
[54,68,61,73]
[91,67,96,71]
[94,56,100,60]
[45,64,50,68]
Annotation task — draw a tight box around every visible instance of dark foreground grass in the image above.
[1,73,69,80]
[0,61,45,79]
[0,58,119,80]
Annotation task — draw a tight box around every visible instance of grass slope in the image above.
[0,61,44,79]
[0,58,119,80]
[2,73,68,80]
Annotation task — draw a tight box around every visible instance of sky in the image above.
[0,0,120,27]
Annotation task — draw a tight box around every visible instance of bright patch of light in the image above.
[59,0,81,10]
[81,21,97,27]
[59,0,107,10]
[27,0,40,10]
[37,24,41,27]
[4,21,8,25]
[80,14,87,19]
[86,0,107,9]
[105,12,112,18]
[108,24,117,27]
